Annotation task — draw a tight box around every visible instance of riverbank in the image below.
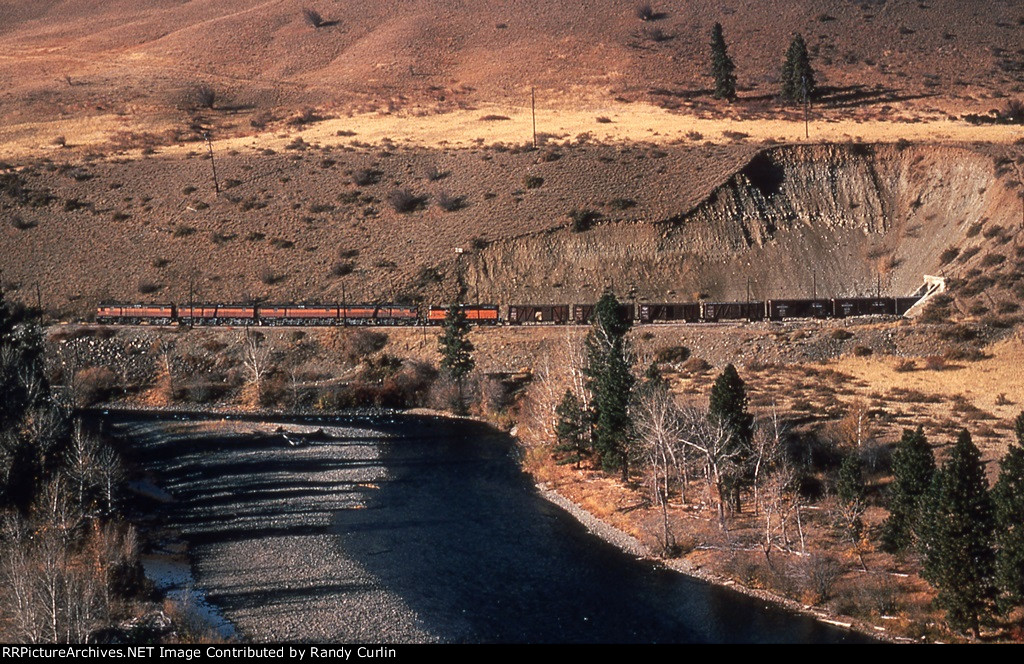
[536,484,902,643]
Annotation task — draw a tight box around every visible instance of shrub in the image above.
[924,355,947,371]
[681,356,712,374]
[523,175,544,189]
[334,328,388,364]
[302,8,324,28]
[655,346,690,363]
[641,26,672,42]
[437,192,466,212]
[258,267,286,285]
[9,215,36,230]
[414,266,443,287]
[425,165,448,181]
[568,208,601,232]
[186,83,216,110]
[352,169,380,186]
[607,197,636,210]
[1004,98,1024,123]
[331,261,355,277]
[852,345,873,357]
[893,359,917,372]
[387,188,426,213]
[635,3,657,21]
[138,281,163,294]
[918,294,953,323]
[939,247,960,265]
[980,253,1006,267]
[798,555,843,605]
[830,329,854,340]
[73,367,118,407]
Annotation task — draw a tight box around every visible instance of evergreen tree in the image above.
[708,363,752,511]
[554,390,587,468]
[709,364,753,447]
[992,411,1024,614]
[835,451,866,545]
[880,426,935,552]
[837,452,866,506]
[710,22,737,101]
[437,303,475,410]
[919,429,996,637]
[584,291,634,479]
[780,33,815,103]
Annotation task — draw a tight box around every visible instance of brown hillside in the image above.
[1,0,1021,133]
[1,141,1021,322]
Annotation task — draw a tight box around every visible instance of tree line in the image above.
[0,289,139,643]
[550,290,1024,637]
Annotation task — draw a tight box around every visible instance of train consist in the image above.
[96,296,919,327]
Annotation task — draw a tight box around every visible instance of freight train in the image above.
[95,296,919,327]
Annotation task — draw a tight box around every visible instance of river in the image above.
[107,412,870,644]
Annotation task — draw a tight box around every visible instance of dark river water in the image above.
[110,412,871,644]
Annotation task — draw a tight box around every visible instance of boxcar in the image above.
[893,297,921,316]
[571,303,635,325]
[178,304,257,326]
[766,299,831,321]
[701,301,765,322]
[427,305,500,325]
[831,297,896,318]
[258,304,339,326]
[638,303,701,324]
[96,303,176,325]
[507,304,571,325]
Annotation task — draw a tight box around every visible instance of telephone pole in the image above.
[531,87,537,149]
[204,131,220,195]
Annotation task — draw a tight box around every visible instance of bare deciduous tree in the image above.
[750,405,785,516]
[242,329,272,406]
[678,404,740,530]
[633,383,685,552]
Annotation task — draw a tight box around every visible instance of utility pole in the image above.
[35,283,42,317]
[341,282,347,327]
[531,87,537,149]
[812,271,817,300]
[204,131,220,195]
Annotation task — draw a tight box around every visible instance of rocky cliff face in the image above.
[465,144,1018,305]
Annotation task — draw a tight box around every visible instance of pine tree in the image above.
[710,22,737,101]
[837,452,865,505]
[780,33,815,103]
[438,303,475,410]
[919,429,996,637]
[880,426,935,552]
[584,291,634,479]
[708,363,752,511]
[993,411,1024,614]
[554,390,587,468]
[709,364,753,447]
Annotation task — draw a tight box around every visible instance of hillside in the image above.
[0,0,1022,155]
[1,141,1021,325]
